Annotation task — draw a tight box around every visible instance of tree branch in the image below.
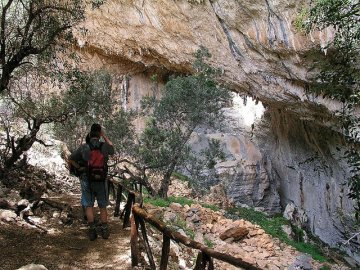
[35,138,53,147]
[1,0,14,66]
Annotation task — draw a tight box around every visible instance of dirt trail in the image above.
[0,194,132,270]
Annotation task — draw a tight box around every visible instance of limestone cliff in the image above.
[73,0,359,262]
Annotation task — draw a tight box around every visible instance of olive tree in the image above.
[53,70,135,154]
[0,0,84,93]
[0,62,95,169]
[0,0,102,171]
[126,48,231,198]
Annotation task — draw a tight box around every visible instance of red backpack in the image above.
[87,142,107,182]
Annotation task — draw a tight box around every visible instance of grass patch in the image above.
[144,195,220,212]
[201,203,220,212]
[204,236,214,248]
[143,197,170,208]
[168,216,195,240]
[226,207,328,262]
[144,196,194,208]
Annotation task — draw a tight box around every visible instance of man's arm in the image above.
[100,130,114,155]
[101,130,113,146]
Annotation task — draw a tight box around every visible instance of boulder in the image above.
[220,226,249,241]
[163,211,177,222]
[281,224,293,239]
[283,203,308,228]
[0,209,17,222]
[17,199,30,207]
[169,202,182,212]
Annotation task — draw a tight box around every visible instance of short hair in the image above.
[90,130,101,138]
[91,123,101,132]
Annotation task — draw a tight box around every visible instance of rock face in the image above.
[72,0,358,262]
[76,0,338,118]
[256,109,359,262]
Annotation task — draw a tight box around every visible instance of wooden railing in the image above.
[110,178,262,270]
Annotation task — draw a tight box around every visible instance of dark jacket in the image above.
[69,138,114,165]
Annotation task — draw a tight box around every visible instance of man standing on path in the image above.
[69,123,114,240]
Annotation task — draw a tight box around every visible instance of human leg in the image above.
[99,207,108,223]
[80,176,97,240]
[86,207,95,223]
[94,181,110,239]
[99,207,109,239]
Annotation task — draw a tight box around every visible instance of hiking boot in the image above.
[88,223,97,241]
[101,223,110,239]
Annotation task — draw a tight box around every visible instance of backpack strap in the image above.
[88,141,103,151]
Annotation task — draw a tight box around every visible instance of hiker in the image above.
[69,123,114,240]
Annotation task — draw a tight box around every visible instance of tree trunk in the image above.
[157,161,176,198]
[4,126,40,169]
[141,175,157,197]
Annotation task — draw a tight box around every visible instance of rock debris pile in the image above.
[144,201,349,270]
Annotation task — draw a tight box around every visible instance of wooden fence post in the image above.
[204,253,214,270]
[130,214,139,267]
[114,185,123,217]
[194,252,207,270]
[139,218,156,270]
[123,193,135,228]
[160,235,171,270]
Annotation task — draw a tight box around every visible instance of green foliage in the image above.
[226,207,328,262]
[306,0,359,101]
[0,56,98,168]
[292,225,305,242]
[167,196,195,206]
[0,0,97,169]
[204,236,214,248]
[201,203,220,212]
[150,74,158,82]
[144,195,195,208]
[53,70,134,153]
[181,138,226,195]
[144,197,171,208]
[0,0,85,93]
[294,8,309,32]
[137,47,230,196]
[203,139,226,169]
[143,197,196,239]
[169,216,195,240]
[144,195,219,212]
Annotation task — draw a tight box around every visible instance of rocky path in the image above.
[0,179,351,270]
[0,194,132,270]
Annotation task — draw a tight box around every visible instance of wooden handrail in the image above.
[132,204,261,270]
[110,179,262,270]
